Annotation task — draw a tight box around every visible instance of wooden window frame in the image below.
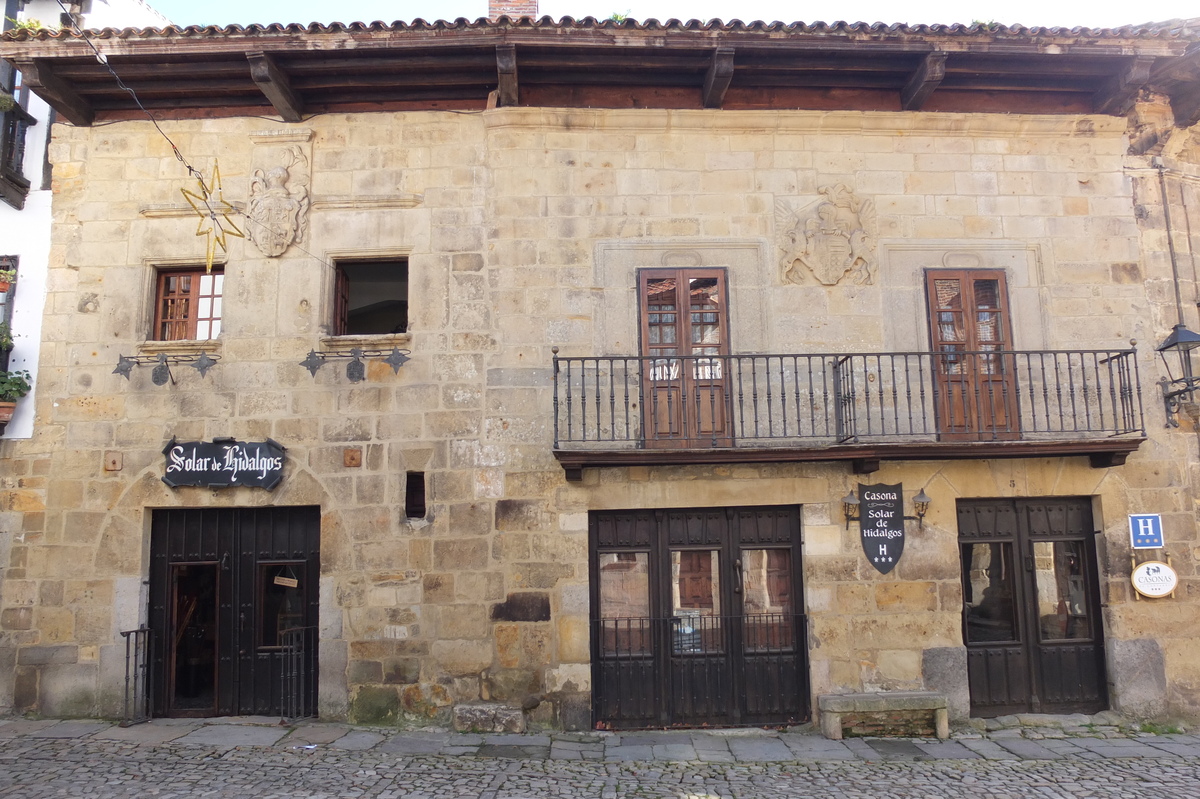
[332,259,409,337]
[153,266,224,342]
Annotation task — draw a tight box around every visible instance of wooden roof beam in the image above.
[12,58,93,126]
[702,47,735,109]
[1092,55,1154,115]
[496,44,518,107]
[1172,86,1200,129]
[1152,50,1200,127]
[248,52,304,122]
[901,52,946,110]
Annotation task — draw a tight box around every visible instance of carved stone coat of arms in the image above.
[777,184,876,286]
[247,145,310,257]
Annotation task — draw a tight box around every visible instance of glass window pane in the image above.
[977,311,1001,343]
[599,551,650,657]
[259,563,304,648]
[213,274,224,293]
[742,548,794,651]
[212,297,222,318]
[599,552,649,619]
[934,279,962,310]
[197,298,211,319]
[962,542,1018,643]
[1033,541,1092,641]
[671,549,722,655]
[210,320,221,338]
[196,321,210,340]
[200,274,212,294]
[672,550,719,614]
[974,279,1000,309]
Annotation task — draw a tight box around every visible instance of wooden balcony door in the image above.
[926,270,1019,441]
[639,269,731,448]
[958,498,1107,717]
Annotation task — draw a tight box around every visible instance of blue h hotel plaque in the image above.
[1129,514,1164,550]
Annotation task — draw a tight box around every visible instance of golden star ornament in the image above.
[180,162,245,273]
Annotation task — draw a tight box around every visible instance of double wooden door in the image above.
[149,507,320,717]
[958,498,1107,717]
[590,506,808,728]
[926,270,1019,440]
[639,269,732,447]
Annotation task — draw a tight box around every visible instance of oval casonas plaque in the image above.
[1130,560,1178,599]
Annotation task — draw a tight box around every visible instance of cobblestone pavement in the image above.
[0,717,1197,797]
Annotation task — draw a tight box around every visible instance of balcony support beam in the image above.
[554,438,1145,481]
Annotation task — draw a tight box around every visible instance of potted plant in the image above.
[0,268,14,294]
[0,368,31,424]
[0,322,13,351]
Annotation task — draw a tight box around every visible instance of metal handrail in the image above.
[120,628,153,727]
[280,625,317,723]
[553,349,1144,448]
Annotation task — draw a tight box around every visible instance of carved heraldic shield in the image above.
[247,146,310,257]
[777,184,876,286]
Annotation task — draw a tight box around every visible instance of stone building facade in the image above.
[1,17,1199,729]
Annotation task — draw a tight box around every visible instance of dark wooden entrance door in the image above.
[926,270,1018,440]
[590,506,808,729]
[639,269,731,448]
[958,498,1107,717]
[149,507,320,717]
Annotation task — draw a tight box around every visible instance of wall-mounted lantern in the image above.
[1157,323,1200,427]
[841,486,931,529]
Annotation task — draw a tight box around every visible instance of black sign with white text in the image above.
[859,482,905,575]
[162,438,286,490]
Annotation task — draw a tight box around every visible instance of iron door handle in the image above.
[734,558,743,594]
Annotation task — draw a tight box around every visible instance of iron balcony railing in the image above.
[553,349,1144,449]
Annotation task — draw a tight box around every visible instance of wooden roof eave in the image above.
[1,24,1191,61]
[2,24,1196,125]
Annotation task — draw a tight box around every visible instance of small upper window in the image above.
[334,260,408,336]
[154,267,223,341]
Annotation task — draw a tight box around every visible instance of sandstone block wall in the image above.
[0,105,1197,723]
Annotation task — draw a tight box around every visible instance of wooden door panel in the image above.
[649,383,684,442]
[927,270,1019,441]
[966,646,1030,717]
[1037,644,1107,709]
[150,507,320,719]
[693,384,727,437]
[639,269,731,447]
[591,507,807,729]
[959,499,1107,718]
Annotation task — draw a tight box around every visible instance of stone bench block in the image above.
[452,702,526,733]
[818,691,949,740]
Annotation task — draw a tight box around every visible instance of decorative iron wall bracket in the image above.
[300,347,410,382]
[113,351,218,385]
[1160,376,1200,428]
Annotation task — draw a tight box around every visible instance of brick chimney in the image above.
[489,0,539,19]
